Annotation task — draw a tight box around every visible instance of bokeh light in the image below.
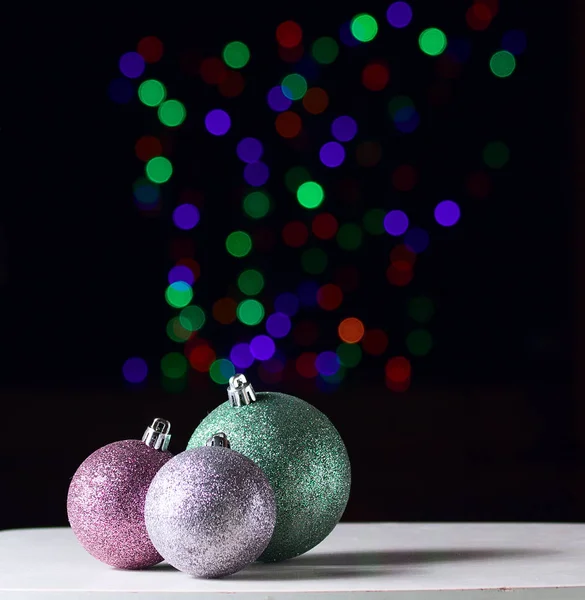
[119,52,145,78]
[316,351,340,376]
[238,269,264,296]
[166,316,191,343]
[218,71,245,97]
[385,356,411,383]
[168,265,195,286]
[297,281,319,307]
[490,50,516,77]
[137,36,163,63]
[237,138,263,163]
[230,343,254,369]
[108,78,134,104]
[406,329,433,356]
[302,88,329,114]
[138,80,166,107]
[296,352,318,378]
[276,21,303,48]
[419,28,447,56]
[404,228,430,253]
[384,210,409,236]
[266,312,291,338]
[274,292,299,316]
[363,208,386,235]
[331,116,357,142]
[135,136,162,162]
[337,223,363,250]
[243,190,270,219]
[158,99,186,127]
[267,86,293,112]
[434,200,461,227]
[317,284,343,310]
[200,57,227,84]
[165,281,193,308]
[226,231,252,257]
[282,221,309,247]
[312,212,338,239]
[337,343,362,367]
[213,297,238,324]
[244,161,270,186]
[362,62,390,91]
[350,14,379,42]
[123,357,148,383]
[281,74,308,100]
[386,2,413,28]
[189,342,216,372]
[483,141,510,168]
[275,111,302,138]
[297,181,324,209]
[466,3,492,30]
[205,109,231,135]
[146,156,172,183]
[408,296,435,323]
[161,352,188,379]
[172,204,200,230]
[237,299,265,325]
[222,41,250,69]
[285,166,311,192]
[502,30,527,55]
[301,248,328,274]
[338,317,365,343]
[362,329,388,355]
[250,335,276,360]
[312,37,339,64]
[209,359,236,384]
[319,142,345,167]
[339,21,361,47]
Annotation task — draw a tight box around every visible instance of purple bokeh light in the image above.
[250,335,276,361]
[434,200,461,227]
[172,204,200,230]
[316,351,340,376]
[502,30,527,55]
[384,210,409,236]
[331,116,357,142]
[297,281,319,307]
[244,162,269,186]
[339,21,361,47]
[274,292,299,316]
[119,52,145,79]
[266,313,291,338]
[267,86,293,112]
[230,343,254,369]
[168,265,195,286]
[404,227,430,253]
[386,2,413,28]
[237,138,263,163]
[205,109,231,135]
[122,357,148,383]
[108,78,134,104]
[262,355,285,373]
[319,142,345,168]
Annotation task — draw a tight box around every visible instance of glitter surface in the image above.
[187,391,351,562]
[145,446,276,578]
[67,440,172,569]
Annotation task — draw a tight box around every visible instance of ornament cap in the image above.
[206,432,231,448]
[227,373,257,407]
[142,418,171,451]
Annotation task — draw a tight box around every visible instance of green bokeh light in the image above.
[243,190,270,219]
[158,99,186,127]
[297,181,324,209]
[237,269,265,296]
[209,358,236,384]
[418,28,447,56]
[179,305,206,331]
[483,141,510,168]
[138,79,166,107]
[166,317,191,342]
[161,352,188,378]
[406,329,433,356]
[161,374,187,393]
[312,37,339,64]
[337,343,362,367]
[337,223,363,250]
[226,231,252,257]
[408,297,435,323]
[490,51,516,78]
[165,281,193,308]
[145,156,173,183]
[285,166,311,193]
[237,298,265,326]
[222,41,250,69]
[301,248,328,274]
[363,209,386,235]
[281,74,308,100]
[351,14,378,42]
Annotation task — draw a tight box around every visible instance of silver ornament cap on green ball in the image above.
[187,373,351,562]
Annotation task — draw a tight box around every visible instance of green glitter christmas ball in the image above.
[186,375,351,562]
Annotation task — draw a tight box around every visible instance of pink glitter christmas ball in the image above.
[67,439,172,569]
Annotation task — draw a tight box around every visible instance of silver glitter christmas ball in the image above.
[144,437,276,578]
[187,374,351,563]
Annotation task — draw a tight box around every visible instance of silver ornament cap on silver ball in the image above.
[142,418,171,451]
[144,429,277,578]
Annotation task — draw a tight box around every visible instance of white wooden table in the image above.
[0,523,584,598]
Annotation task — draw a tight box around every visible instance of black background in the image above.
[0,1,577,531]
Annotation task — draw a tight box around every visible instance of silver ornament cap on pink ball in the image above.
[67,418,172,569]
[144,432,276,578]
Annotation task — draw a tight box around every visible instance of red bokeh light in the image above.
[199,57,227,85]
[135,136,162,162]
[362,329,389,355]
[317,284,343,311]
[312,213,338,240]
[276,21,303,48]
[282,221,309,247]
[137,36,164,63]
[362,62,390,91]
[296,352,318,378]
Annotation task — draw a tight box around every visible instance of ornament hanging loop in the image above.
[206,432,231,448]
[228,374,256,407]
[142,418,171,451]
